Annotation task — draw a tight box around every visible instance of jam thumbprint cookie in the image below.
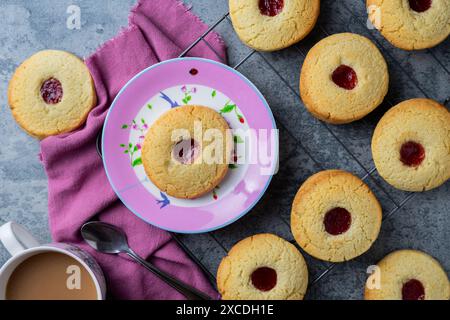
[372,98,450,192]
[367,0,450,50]
[365,250,450,300]
[217,234,308,300]
[8,50,97,139]
[142,105,233,199]
[229,0,320,51]
[291,170,382,262]
[300,33,389,124]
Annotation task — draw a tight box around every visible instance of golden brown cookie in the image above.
[8,50,97,139]
[142,105,232,199]
[365,250,450,300]
[372,98,450,192]
[217,233,308,300]
[229,0,320,51]
[291,170,382,262]
[300,33,389,124]
[367,0,450,50]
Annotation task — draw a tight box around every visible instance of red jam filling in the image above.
[172,139,200,164]
[332,65,358,90]
[258,0,284,17]
[189,68,198,76]
[251,267,277,291]
[409,0,432,13]
[400,141,425,167]
[324,208,352,235]
[402,279,425,300]
[40,78,63,104]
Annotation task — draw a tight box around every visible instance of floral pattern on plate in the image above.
[119,84,250,208]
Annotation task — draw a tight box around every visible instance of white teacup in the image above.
[0,222,106,300]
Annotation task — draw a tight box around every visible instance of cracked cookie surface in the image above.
[365,250,450,300]
[300,33,389,124]
[367,0,450,50]
[8,50,97,139]
[142,105,232,199]
[291,170,382,262]
[372,98,450,192]
[217,233,308,300]
[229,0,320,51]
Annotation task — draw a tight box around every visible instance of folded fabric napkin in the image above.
[40,0,226,300]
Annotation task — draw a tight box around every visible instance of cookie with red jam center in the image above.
[300,33,389,124]
[142,105,232,199]
[229,0,320,51]
[372,98,450,192]
[8,50,96,139]
[217,234,308,300]
[367,0,450,50]
[291,170,382,262]
[365,250,449,300]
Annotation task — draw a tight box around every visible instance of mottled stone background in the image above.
[0,0,448,300]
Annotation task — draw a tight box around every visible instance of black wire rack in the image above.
[97,5,449,297]
[170,10,428,291]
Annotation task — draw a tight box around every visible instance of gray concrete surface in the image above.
[0,0,448,300]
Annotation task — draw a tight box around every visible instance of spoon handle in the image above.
[126,249,212,300]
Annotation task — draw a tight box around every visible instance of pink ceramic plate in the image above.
[102,58,278,233]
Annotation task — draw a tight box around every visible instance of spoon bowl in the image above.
[81,221,130,254]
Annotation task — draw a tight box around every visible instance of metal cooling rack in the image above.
[171,9,445,292]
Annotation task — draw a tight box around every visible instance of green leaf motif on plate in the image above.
[132,157,143,167]
[234,135,244,144]
[220,104,236,113]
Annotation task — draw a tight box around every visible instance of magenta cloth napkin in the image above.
[39,0,226,300]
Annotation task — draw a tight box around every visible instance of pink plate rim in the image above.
[102,57,278,234]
